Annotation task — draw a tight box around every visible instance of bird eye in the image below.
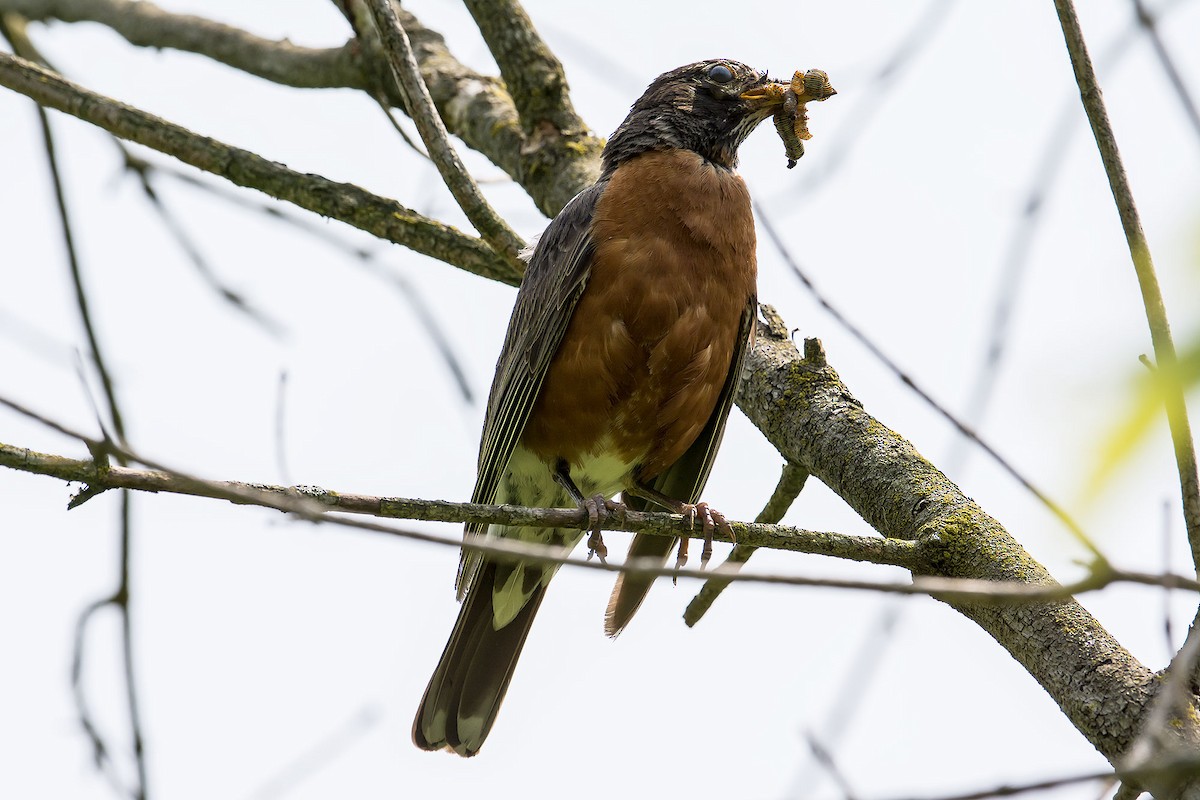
[708,64,734,84]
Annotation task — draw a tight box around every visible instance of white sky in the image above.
[3,1,1200,798]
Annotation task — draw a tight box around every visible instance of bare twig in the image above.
[119,153,285,336]
[0,434,918,570]
[0,29,125,446]
[756,206,1102,557]
[806,731,859,800]
[1131,0,1200,143]
[785,601,905,798]
[885,768,1114,800]
[372,90,429,159]
[684,461,809,626]
[1,15,147,796]
[736,310,1156,760]
[3,0,602,215]
[5,429,1200,604]
[111,156,477,402]
[1053,0,1200,575]
[3,10,283,335]
[948,0,1190,476]
[247,704,381,800]
[363,0,525,271]
[0,52,517,284]
[773,0,953,201]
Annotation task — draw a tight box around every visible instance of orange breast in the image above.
[520,149,757,481]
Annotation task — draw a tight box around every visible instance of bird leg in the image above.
[625,484,733,574]
[552,460,625,562]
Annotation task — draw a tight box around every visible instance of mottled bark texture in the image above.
[735,310,1180,767]
[0,0,602,217]
[3,1,1198,789]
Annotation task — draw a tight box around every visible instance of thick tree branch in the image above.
[2,0,361,87]
[734,307,1168,764]
[462,0,587,137]
[0,52,518,284]
[1,0,604,216]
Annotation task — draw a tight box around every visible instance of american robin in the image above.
[413,59,794,756]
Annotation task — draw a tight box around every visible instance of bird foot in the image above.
[582,494,625,563]
[672,502,733,583]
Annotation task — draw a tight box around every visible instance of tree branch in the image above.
[462,0,587,137]
[5,435,1200,606]
[1,17,148,795]
[1053,0,1200,576]
[0,52,518,284]
[0,439,919,569]
[363,0,525,270]
[734,307,1163,764]
[1,0,604,216]
[684,460,810,626]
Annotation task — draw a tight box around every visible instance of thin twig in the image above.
[4,0,601,216]
[684,461,809,626]
[1131,0,1200,143]
[114,156,477,402]
[806,731,859,800]
[4,427,1200,603]
[1,15,148,796]
[0,433,917,569]
[772,0,953,202]
[946,7,1160,473]
[756,202,1102,557]
[246,704,381,800]
[119,152,286,336]
[362,0,525,271]
[885,769,1114,800]
[785,602,905,798]
[0,52,517,285]
[1053,0,1200,575]
[372,90,429,159]
[115,492,146,800]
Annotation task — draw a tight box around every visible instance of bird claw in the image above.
[583,494,624,563]
[672,502,733,583]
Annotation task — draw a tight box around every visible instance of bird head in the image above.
[601,60,790,175]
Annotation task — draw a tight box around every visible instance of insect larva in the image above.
[800,69,835,101]
[774,90,805,168]
[773,68,836,168]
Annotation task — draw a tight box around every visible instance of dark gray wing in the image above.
[456,181,607,598]
[604,297,757,636]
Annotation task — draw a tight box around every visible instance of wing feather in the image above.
[456,182,607,597]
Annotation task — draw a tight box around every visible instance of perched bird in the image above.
[413,59,792,756]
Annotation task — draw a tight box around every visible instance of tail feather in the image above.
[413,562,546,756]
[604,530,677,637]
